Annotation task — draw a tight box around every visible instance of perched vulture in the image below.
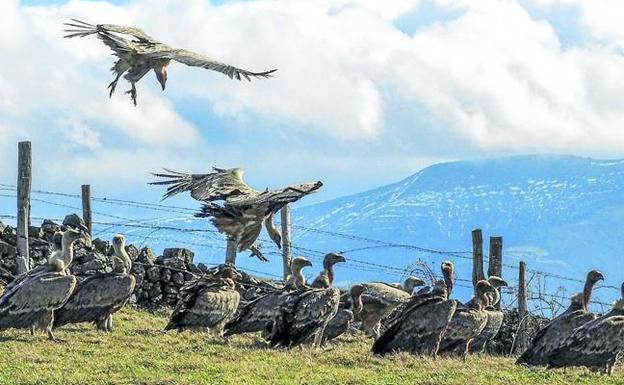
[468,276,508,354]
[63,19,276,106]
[357,276,425,338]
[438,280,496,359]
[0,228,88,339]
[371,279,456,356]
[311,253,346,289]
[225,257,312,337]
[165,265,241,336]
[319,284,366,345]
[151,167,322,256]
[516,270,604,366]
[268,287,341,348]
[53,234,136,331]
[547,284,624,375]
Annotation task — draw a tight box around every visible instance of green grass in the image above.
[0,308,621,385]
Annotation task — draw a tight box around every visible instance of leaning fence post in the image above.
[81,184,92,237]
[281,205,292,280]
[472,229,485,291]
[16,141,32,274]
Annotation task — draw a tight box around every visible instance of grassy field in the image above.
[0,307,621,385]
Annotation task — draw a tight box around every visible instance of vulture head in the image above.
[112,233,126,250]
[487,276,508,289]
[323,252,346,269]
[288,181,324,195]
[349,284,366,314]
[475,280,496,309]
[587,270,605,284]
[291,257,313,273]
[440,261,455,296]
[403,276,426,294]
[63,226,91,248]
[582,270,604,311]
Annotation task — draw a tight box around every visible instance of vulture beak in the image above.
[304,260,313,268]
[334,253,346,264]
[155,67,167,91]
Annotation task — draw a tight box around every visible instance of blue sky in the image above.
[1,0,624,235]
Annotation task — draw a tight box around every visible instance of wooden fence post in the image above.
[281,205,292,280]
[518,260,528,352]
[472,229,484,291]
[16,141,32,274]
[225,239,237,265]
[81,184,92,237]
[488,236,503,278]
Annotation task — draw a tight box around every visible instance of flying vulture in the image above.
[53,234,136,331]
[516,270,604,366]
[150,167,322,258]
[63,19,276,105]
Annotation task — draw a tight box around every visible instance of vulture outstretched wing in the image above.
[53,274,136,328]
[150,168,257,202]
[198,203,266,251]
[0,272,76,330]
[372,296,457,356]
[151,49,277,81]
[63,19,158,43]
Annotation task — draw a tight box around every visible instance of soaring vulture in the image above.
[225,257,313,337]
[311,253,346,289]
[319,284,366,345]
[547,283,624,375]
[516,269,604,366]
[151,167,322,257]
[371,279,456,356]
[267,286,341,348]
[63,19,276,106]
[438,280,496,359]
[53,234,136,331]
[356,276,425,338]
[468,276,508,354]
[165,265,241,336]
[0,228,88,339]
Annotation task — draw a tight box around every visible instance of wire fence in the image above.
[0,182,620,315]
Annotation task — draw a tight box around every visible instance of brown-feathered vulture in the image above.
[165,265,241,336]
[468,276,508,354]
[371,279,456,356]
[150,167,322,259]
[63,19,276,106]
[319,284,366,345]
[516,269,604,366]
[438,280,496,359]
[356,276,425,338]
[547,283,624,375]
[53,234,136,332]
[224,257,313,337]
[311,253,346,289]
[0,228,88,340]
[267,286,341,348]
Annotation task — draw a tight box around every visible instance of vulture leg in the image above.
[30,325,36,336]
[106,315,114,332]
[108,75,121,98]
[45,313,55,341]
[125,83,137,106]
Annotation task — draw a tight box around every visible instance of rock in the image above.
[160,268,171,282]
[2,226,17,246]
[162,248,194,265]
[0,240,17,257]
[125,244,140,261]
[148,284,162,299]
[197,263,209,272]
[146,266,161,282]
[137,247,157,265]
[134,274,144,288]
[0,220,5,233]
[72,259,107,275]
[184,273,196,282]
[162,257,185,270]
[92,239,113,255]
[131,264,146,276]
[188,264,202,274]
[171,272,185,287]
[28,226,42,238]
[163,284,178,295]
[62,213,86,230]
[41,219,60,235]
[164,294,178,305]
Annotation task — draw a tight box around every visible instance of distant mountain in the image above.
[291,155,624,300]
